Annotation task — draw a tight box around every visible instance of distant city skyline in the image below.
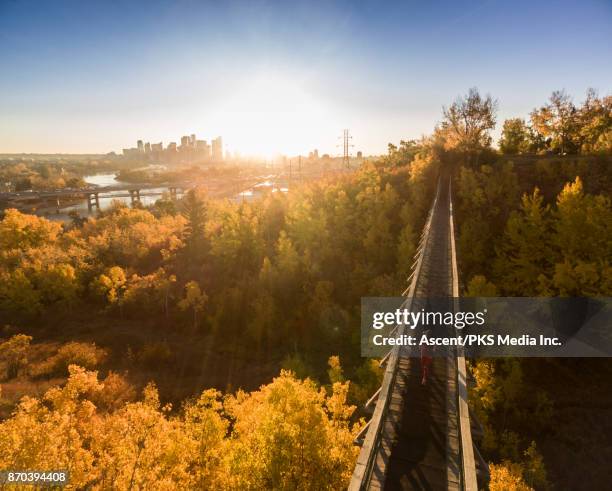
[121,134,224,162]
[0,0,610,155]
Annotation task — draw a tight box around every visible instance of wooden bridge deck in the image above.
[369,175,461,490]
[350,173,481,491]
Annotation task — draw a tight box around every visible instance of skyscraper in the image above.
[212,137,223,161]
[137,140,144,153]
[196,140,211,159]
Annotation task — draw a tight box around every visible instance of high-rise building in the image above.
[357,151,363,159]
[137,140,144,153]
[151,142,163,152]
[167,142,177,152]
[196,140,211,159]
[180,135,190,148]
[144,142,151,153]
[212,137,223,161]
[190,134,196,146]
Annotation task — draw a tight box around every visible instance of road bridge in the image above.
[0,182,189,211]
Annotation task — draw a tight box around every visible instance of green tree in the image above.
[180,189,208,264]
[34,263,80,307]
[0,268,41,316]
[495,189,553,296]
[466,275,498,297]
[499,118,532,154]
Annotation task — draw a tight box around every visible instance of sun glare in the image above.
[214,73,336,158]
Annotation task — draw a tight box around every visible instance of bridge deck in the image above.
[370,175,460,490]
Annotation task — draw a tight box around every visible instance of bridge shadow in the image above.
[384,357,449,490]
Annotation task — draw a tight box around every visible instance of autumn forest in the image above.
[1,89,611,490]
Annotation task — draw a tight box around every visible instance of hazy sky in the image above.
[1,0,610,156]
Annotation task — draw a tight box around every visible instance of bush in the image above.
[281,353,312,380]
[137,342,173,369]
[0,334,32,380]
[35,342,107,377]
[90,371,136,412]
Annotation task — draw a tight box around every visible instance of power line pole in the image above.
[338,129,353,170]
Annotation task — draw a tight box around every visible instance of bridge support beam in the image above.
[129,189,141,206]
[86,192,100,212]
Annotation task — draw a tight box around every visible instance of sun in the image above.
[213,72,337,158]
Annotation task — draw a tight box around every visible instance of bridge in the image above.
[350,173,489,490]
[0,175,275,213]
[0,182,189,211]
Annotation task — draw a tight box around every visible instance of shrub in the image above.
[90,371,136,412]
[137,342,173,368]
[35,342,107,377]
[281,352,312,380]
[0,334,32,380]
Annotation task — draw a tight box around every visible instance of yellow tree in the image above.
[549,177,612,295]
[225,370,361,490]
[90,266,127,307]
[0,366,99,485]
[530,90,579,154]
[0,209,61,251]
[0,268,41,316]
[178,280,207,328]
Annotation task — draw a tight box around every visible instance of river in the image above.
[40,173,173,222]
[37,172,285,222]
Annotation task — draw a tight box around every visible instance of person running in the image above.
[420,332,433,386]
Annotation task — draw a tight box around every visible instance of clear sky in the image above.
[0,0,610,156]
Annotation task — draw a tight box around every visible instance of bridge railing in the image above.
[449,180,480,490]
[348,178,441,490]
